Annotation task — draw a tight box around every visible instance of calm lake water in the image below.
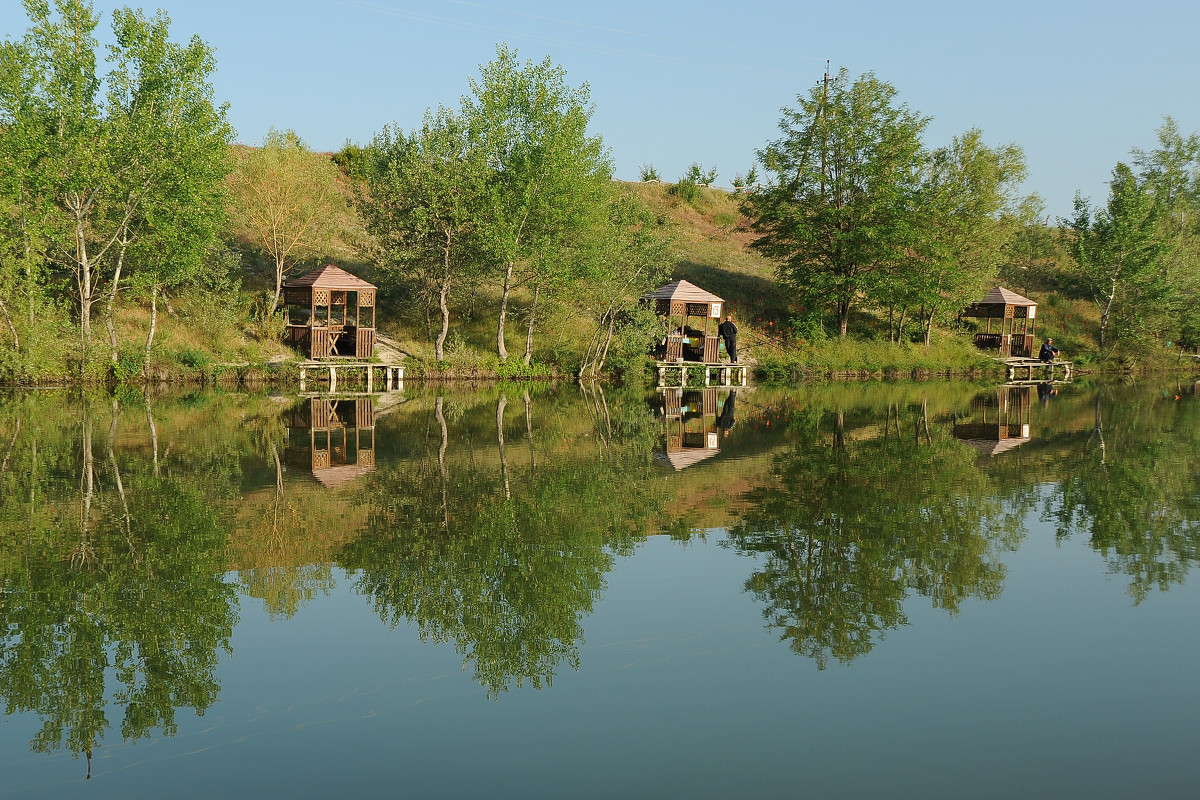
[1,378,1199,798]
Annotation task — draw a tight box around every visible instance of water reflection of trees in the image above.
[0,393,239,770]
[340,386,664,696]
[725,397,1022,668]
[1044,385,1200,603]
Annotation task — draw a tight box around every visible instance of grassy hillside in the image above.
[23,176,1192,387]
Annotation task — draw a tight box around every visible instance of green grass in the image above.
[754,336,997,382]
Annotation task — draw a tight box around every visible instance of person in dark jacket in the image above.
[716,391,737,435]
[1039,337,1059,363]
[718,313,738,363]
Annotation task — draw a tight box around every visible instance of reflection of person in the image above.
[718,313,738,363]
[717,392,737,435]
[1037,382,1057,404]
[1039,337,1059,363]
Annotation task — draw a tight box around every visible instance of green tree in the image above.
[227,128,359,312]
[1132,117,1200,352]
[340,388,661,695]
[462,44,612,362]
[999,193,1060,295]
[360,109,487,361]
[1065,163,1167,353]
[745,68,928,338]
[1047,389,1200,604]
[0,398,237,767]
[725,398,1017,667]
[905,129,1026,346]
[103,7,231,377]
[574,189,673,378]
[0,1,232,373]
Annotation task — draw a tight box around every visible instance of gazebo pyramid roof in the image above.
[653,447,720,470]
[284,264,376,291]
[641,279,723,305]
[962,436,1031,457]
[977,286,1036,307]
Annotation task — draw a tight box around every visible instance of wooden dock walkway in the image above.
[655,361,749,389]
[298,361,404,394]
[1001,357,1072,383]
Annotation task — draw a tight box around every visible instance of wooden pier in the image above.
[298,361,404,394]
[1002,357,1072,383]
[656,361,749,389]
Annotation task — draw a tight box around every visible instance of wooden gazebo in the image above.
[284,397,376,489]
[642,279,723,363]
[283,265,376,359]
[962,286,1037,358]
[953,387,1032,457]
[653,389,721,470]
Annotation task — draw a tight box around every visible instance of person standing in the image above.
[718,313,738,363]
[717,391,737,435]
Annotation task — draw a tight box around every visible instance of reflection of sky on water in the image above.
[2,382,1199,797]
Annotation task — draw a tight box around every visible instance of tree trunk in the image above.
[837,300,850,339]
[523,390,536,471]
[78,408,95,570]
[497,394,510,500]
[272,254,286,312]
[497,260,513,360]
[595,313,617,376]
[522,285,540,366]
[435,396,449,528]
[270,441,285,535]
[144,282,159,381]
[924,309,935,348]
[435,231,453,361]
[435,277,451,361]
[105,237,129,366]
[145,393,159,477]
[0,417,18,477]
[578,321,605,379]
[1099,277,1117,352]
[107,399,132,539]
[75,212,94,359]
[0,296,18,351]
[897,308,907,344]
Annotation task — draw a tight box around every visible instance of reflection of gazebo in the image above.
[953,387,1032,456]
[962,286,1037,358]
[642,280,723,363]
[283,265,377,359]
[285,398,376,488]
[652,389,721,470]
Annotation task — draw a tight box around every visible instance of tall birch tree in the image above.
[462,45,611,361]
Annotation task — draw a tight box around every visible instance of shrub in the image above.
[113,346,144,385]
[788,310,830,345]
[495,359,551,380]
[639,163,660,182]
[669,174,700,204]
[176,347,212,371]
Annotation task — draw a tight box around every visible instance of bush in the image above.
[669,175,700,204]
[246,292,286,342]
[113,346,144,385]
[788,310,830,345]
[176,347,212,371]
[495,359,551,380]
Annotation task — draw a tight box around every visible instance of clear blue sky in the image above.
[4,0,1199,218]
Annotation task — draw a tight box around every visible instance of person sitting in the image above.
[1039,337,1059,363]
